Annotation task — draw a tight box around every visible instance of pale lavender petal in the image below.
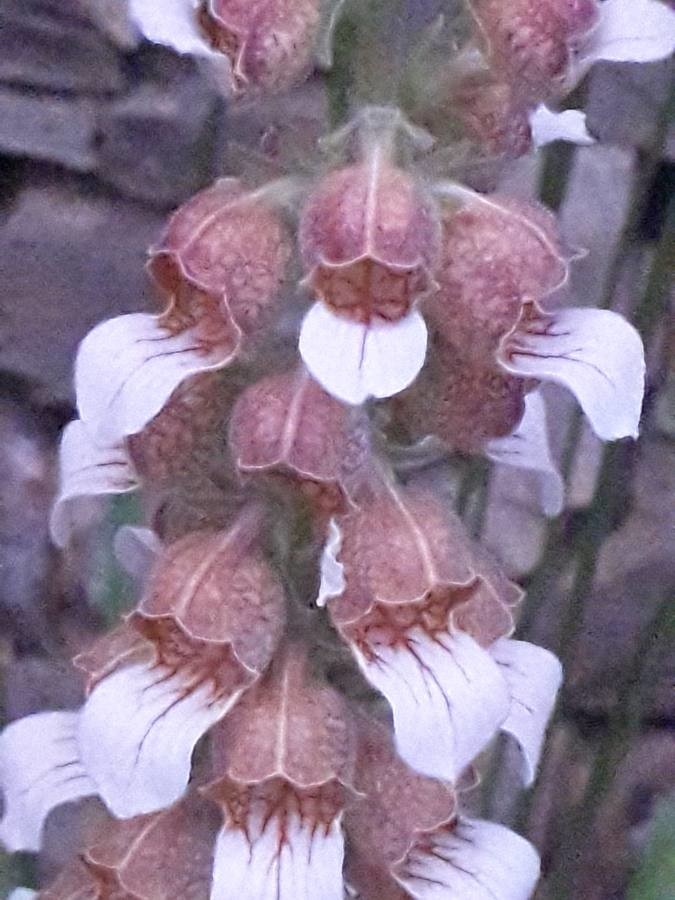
[0,712,96,852]
[113,525,162,582]
[353,629,510,781]
[486,390,564,517]
[211,807,345,900]
[530,105,595,148]
[398,817,540,900]
[503,308,645,441]
[491,639,563,786]
[49,420,138,548]
[78,663,245,818]
[75,312,241,446]
[578,0,675,69]
[299,302,428,405]
[316,518,346,608]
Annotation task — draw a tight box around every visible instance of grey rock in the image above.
[0,87,97,171]
[0,398,56,648]
[0,0,125,94]
[0,175,164,401]
[95,58,225,207]
[76,0,139,50]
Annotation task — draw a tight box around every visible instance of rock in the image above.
[0,397,56,649]
[0,0,125,94]
[0,175,164,401]
[76,0,139,50]
[95,55,225,207]
[0,87,97,171]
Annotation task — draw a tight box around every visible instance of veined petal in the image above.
[577,0,675,69]
[49,420,138,548]
[75,312,241,446]
[113,525,162,582]
[77,662,244,818]
[491,640,563,786]
[299,302,428,405]
[0,712,97,852]
[397,817,540,900]
[211,810,345,900]
[129,0,225,61]
[353,629,510,781]
[529,105,595,148]
[503,308,645,441]
[486,390,564,517]
[316,519,346,608]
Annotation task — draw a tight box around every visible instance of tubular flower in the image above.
[228,365,370,522]
[392,188,645,512]
[203,649,356,900]
[74,179,291,449]
[9,794,218,899]
[128,0,323,94]
[461,0,675,150]
[298,113,442,404]
[345,718,540,900]
[0,509,286,845]
[318,479,562,785]
[50,371,237,547]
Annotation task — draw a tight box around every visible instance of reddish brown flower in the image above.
[204,649,355,900]
[345,717,541,900]
[201,0,322,93]
[298,152,440,404]
[149,178,292,336]
[468,0,599,100]
[72,509,286,820]
[317,479,521,782]
[228,366,369,517]
[300,161,440,326]
[426,194,567,363]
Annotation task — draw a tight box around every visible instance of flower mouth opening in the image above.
[311,257,433,324]
[130,615,257,699]
[342,581,481,653]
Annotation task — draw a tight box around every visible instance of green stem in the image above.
[632,193,675,343]
[325,9,358,127]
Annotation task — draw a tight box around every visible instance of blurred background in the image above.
[0,1,673,897]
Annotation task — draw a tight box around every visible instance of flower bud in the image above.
[299,159,440,324]
[134,511,285,676]
[451,72,533,158]
[200,0,321,93]
[330,483,518,648]
[150,177,292,335]
[469,0,599,100]
[209,649,355,788]
[83,795,219,899]
[228,366,368,515]
[425,193,567,363]
[393,348,528,453]
[127,371,235,486]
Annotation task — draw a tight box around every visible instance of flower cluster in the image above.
[2,0,671,898]
[450,0,675,152]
